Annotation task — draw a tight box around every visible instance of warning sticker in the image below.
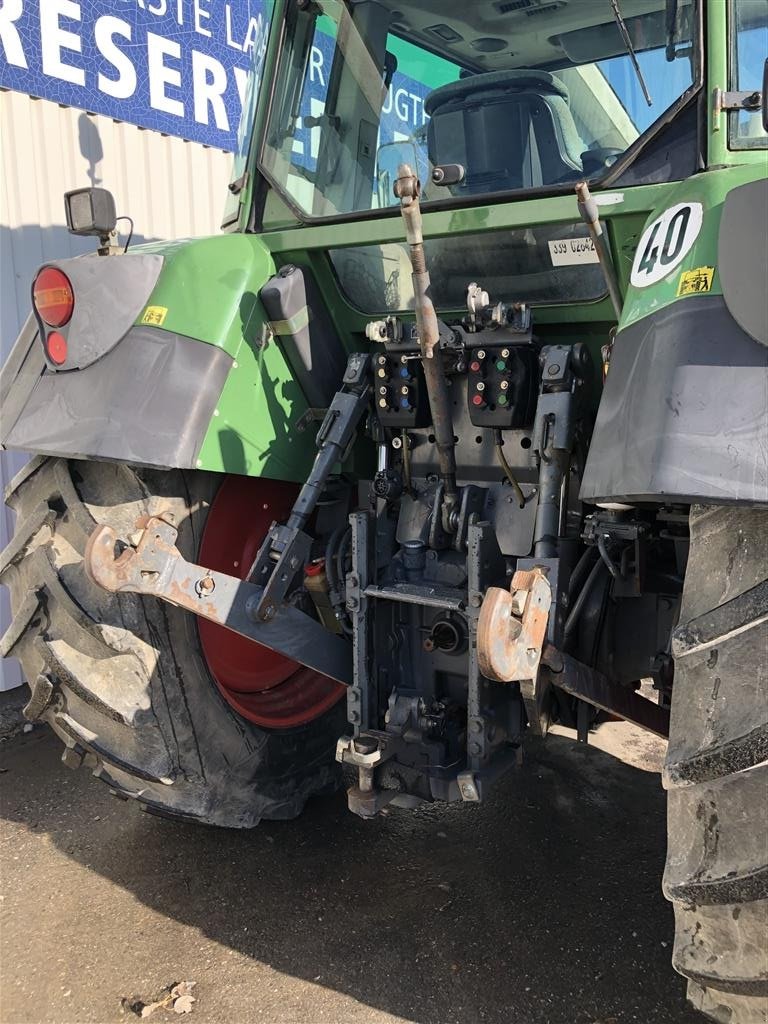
[141,306,169,327]
[677,266,715,297]
[548,237,599,266]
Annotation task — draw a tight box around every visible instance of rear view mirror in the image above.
[376,141,419,207]
[64,187,117,237]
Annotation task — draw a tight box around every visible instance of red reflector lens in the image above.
[33,267,74,327]
[45,331,68,365]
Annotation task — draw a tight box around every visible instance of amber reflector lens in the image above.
[45,331,68,365]
[33,267,74,327]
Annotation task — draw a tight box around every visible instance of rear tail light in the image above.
[45,331,69,365]
[33,267,74,328]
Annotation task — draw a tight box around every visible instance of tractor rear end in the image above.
[1,1,767,1020]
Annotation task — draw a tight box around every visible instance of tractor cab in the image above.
[231,0,701,227]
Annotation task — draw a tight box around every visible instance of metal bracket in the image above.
[542,646,670,738]
[453,484,486,552]
[477,567,552,683]
[85,517,353,686]
[246,354,372,620]
[477,567,553,736]
[336,731,404,818]
[295,407,328,433]
[712,87,762,131]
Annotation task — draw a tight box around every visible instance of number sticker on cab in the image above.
[630,203,703,288]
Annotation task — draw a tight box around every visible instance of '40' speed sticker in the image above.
[630,202,703,288]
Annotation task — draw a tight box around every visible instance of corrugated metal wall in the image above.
[0,90,234,690]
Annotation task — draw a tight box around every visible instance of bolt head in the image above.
[354,736,378,755]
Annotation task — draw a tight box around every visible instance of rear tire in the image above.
[0,457,345,827]
[664,505,768,1023]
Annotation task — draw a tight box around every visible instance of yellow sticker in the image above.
[141,305,168,327]
[677,266,714,297]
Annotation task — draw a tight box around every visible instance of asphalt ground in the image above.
[0,718,703,1024]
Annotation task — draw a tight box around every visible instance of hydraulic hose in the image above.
[568,546,600,600]
[564,557,608,639]
[493,430,525,509]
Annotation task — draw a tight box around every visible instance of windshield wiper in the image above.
[609,0,653,107]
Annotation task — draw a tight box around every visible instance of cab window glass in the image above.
[222,2,273,225]
[261,1,699,220]
[729,0,768,149]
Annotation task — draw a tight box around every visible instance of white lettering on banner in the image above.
[223,5,262,53]
[192,50,229,129]
[241,16,262,55]
[96,17,137,99]
[41,0,85,87]
[0,0,27,69]
[195,0,212,38]
[147,32,184,117]
[382,87,429,127]
[224,5,242,51]
[136,0,189,27]
[310,47,325,87]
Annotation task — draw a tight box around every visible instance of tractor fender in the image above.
[0,235,342,483]
[581,177,768,507]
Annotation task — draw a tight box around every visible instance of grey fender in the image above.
[580,294,768,506]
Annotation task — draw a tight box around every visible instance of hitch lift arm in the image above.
[84,352,374,687]
[85,516,353,685]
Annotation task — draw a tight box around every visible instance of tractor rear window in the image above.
[329,224,607,314]
[729,0,768,149]
[259,0,700,220]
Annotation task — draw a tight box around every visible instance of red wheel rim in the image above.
[197,475,345,729]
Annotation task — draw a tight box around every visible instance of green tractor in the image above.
[1,0,766,1018]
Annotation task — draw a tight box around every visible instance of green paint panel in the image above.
[134,234,276,358]
[130,233,315,482]
[619,164,764,331]
[195,328,315,483]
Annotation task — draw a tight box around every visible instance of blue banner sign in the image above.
[0,2,458,156]
[0,0,269,150]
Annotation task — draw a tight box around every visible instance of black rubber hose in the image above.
[568,546,599,599]
[564,558,608,638]
[324,524,347,599]
[335,527,352,593]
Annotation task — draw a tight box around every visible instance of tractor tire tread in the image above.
[1,457,343,828]
[665,505,768,1024]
